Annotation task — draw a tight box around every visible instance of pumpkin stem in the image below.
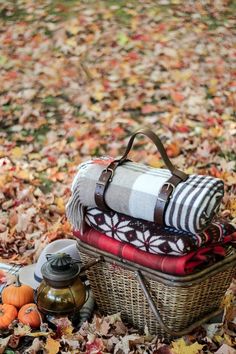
[25,306,43,325]
[25,307,35,314]
[15,273,22,287]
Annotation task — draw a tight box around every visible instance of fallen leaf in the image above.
[95,317,110,336]
[117,32,129,46]
[44,336,60,354]
[171,92,185,103]
[0,335,11,354]
[171,338,204,354]
[141,104,157,114]
[215,343,236,354]
[11,147,24,159]
[16,170,31,181]
[166,142,181,158]
[55,197,65,214]
[52,317,74,337]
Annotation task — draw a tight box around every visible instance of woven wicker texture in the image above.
[79,249,236,338]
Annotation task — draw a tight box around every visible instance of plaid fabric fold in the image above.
[85,207,236,256]
[67,158,224,234]
[74,227,227,275]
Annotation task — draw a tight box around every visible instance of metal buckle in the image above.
[96,181,106,187]
[96,168,114,187]
[163,182,175,195]
[104,167,114,182]
[157,182,175,202]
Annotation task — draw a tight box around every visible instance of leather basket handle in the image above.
[119,128,175,172]
[117,128,187,180]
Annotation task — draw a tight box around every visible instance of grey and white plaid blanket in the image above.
[66,159,224,234]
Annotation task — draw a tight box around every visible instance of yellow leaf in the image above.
[29,331,50,337]
[131,18,138,31]
[55,197,65,213]
[185,167,195,174]
[171,338,204,354]
[223,333,235,347]
[148,157,164,168]
[172,70,192,81]
[67,25,80,35]
[44,336,60,354]
[0,175,8,188]
[209,127,223,137]
[29,153,41,160]
[229,199,236,216]
[66,37,77,47]
[210,78,218,87]
[221,292,234,310]
[221,114,232,120]
[103,11,112,19]
[49,217,62,232]
[11,147,24,159]
[127,76,138,85]
[90,104,101,113]
[17,170,30,180]
[213,335,224,345]
[194,26,203,34]
[93,91,105,101]
[208,78,218,96]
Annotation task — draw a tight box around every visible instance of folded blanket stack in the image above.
[67,158,236,276]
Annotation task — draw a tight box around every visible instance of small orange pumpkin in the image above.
[2,274,34,308]
[0,304,18,329]
[18,303,41,328]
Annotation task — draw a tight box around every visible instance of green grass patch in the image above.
[37,173,54,194]
[42,96,58,106]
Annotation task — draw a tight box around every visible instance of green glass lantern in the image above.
[36,253,86,316]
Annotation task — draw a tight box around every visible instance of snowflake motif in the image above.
[134,231,186,255]
[133,230,152,251]
[101,214,134,239]
[86,209,133,240]
[85,208,227,256]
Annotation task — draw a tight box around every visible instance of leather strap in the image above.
[119,128,176,172]
[94,129,189,223]
[154,174,183,225]
[94,160,120,211]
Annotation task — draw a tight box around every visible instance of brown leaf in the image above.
[8,335,20,349]
[114,321,128,336]
[98,319,111,336]
[155,345,173,354]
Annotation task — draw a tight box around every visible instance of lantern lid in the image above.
[41,253,81,288]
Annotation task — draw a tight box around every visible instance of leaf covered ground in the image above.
[0,0,236,352]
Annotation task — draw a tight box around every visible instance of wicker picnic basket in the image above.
[78,240,236,339]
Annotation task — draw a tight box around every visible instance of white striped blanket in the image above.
[66,158,224,234]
